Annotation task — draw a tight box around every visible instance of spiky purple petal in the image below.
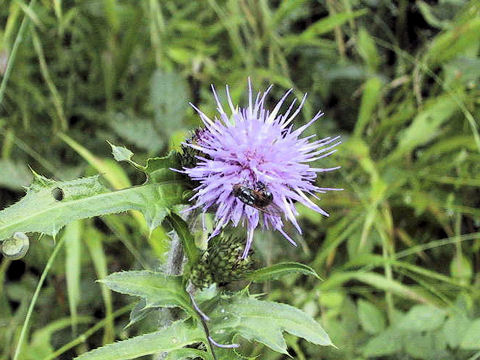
[181,80,341,257]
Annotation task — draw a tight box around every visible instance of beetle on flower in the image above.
[179,80,342,258]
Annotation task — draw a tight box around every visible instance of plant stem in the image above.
[165,235,184,276]
[13,236,65,360]
[157,212,218,360]
[157,232,184,326]
[0,0,37,108]
[154,228,186,360]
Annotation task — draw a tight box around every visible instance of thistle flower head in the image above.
[181,80,341,258]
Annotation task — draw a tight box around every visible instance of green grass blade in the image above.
[63,221,83,334]
[12,236,65,360]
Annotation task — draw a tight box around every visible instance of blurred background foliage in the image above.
[0,0,480,359]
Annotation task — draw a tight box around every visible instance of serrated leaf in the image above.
[209,295,332,354]
[0,173,185,241]
[126,299,155,329]
[144,151,183,184]
[246,262,320,282]
[75,320,204,360]
[100,271,193,315]
[109,142,134,163]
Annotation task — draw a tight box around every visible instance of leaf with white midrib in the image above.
[75,320,204,360]
[0,175,184,241]
[100,271,194,315]
[208,295,333,354]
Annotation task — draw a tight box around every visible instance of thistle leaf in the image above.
[144,151,183,184]
[109,142,134,163]
[126,299,154,329]
[74,320,204,360]
[208,295,333,354]
[99,271,194,315]
[0,172,185,241]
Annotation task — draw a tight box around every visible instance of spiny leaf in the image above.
[246,262,320,282]
[208,295,333,354]
[108,144,184,185]
[99,271,194,315]
[0,173,185,241]
[126,299,154,329]
[144,151,184,184]
[74,320,204,360]
[108,141,134,163]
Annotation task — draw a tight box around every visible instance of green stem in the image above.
[0,0,37,107]
[13,236,65,360]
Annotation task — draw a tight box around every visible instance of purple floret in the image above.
[181,80,341,258]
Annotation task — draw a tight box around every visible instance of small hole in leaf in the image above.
[52,187,64,201]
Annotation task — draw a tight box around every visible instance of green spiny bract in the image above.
[190,234,254,289]
[179,128,208,169]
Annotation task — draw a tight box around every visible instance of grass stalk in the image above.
[13,236,65,360]
[0,0,37,108]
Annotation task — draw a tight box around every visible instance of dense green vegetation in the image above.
[1,0,479,359]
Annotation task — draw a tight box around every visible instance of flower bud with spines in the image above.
[190,234,254,289]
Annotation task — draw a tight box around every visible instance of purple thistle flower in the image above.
[181,80,341,258]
